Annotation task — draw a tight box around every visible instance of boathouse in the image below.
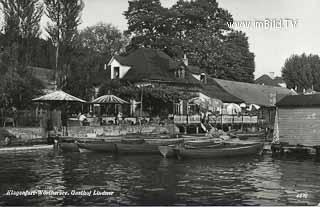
[276,94,320,146]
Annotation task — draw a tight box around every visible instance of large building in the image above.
[107,48,242,116]
[106,47,296,128]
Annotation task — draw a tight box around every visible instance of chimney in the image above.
[183,54,188,66]
[269,72,275,79]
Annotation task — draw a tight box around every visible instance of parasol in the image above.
[32,90,86,103]
[91,94,128,104]
[225,103,241,114]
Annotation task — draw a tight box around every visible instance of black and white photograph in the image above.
[0,0,320,206]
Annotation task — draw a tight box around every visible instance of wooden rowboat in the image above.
[235,132,266,140]
[116,142,159,154]
[145,138,184,145]
[183,139,222,147]
[176,142,264,159]
[59,142,79,152]
[77,142,117,153]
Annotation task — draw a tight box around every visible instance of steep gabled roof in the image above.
[213,78,296,107]
[277,94,320,107]
[111,48,199,85]
[255,74,284,87]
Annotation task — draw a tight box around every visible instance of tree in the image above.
[44,0,84,88]
[78,22,129,62]
[0,0,45,111]
[124,0,255,82]
[215,31,255,82]
[0,0,43,66]
[282,53,320,92]
[124,0,169,49]
[63,23,128,100]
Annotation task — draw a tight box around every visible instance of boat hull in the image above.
[77,142,117,153]
[116,143,159,154]
[145,138,184,145]
[177,143,264,159]
[59,142,79,152]
[236,132,265,140]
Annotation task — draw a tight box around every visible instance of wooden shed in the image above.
[276,94,320,146]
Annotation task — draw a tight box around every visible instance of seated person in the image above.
[78,113,88,126]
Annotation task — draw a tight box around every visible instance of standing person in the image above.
[117,112,122,125]
[61,109,68,136]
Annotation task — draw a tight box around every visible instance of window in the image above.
[200,73,206,83]
[175,67,185,79]
[113,67,120,79]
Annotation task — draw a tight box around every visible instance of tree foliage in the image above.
[124,0,255,82]
[282,53,320,92]
[44,0,84,88]
[99,80,197,116]
[64,23,128,100]
[78,22,129,62]
[0,0,45,110]
[0,0,43,66]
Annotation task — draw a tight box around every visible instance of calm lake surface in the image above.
[0,149,320,206]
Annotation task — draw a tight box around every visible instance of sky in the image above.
[43,0,320,79]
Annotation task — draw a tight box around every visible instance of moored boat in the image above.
[59,142,80,152]
[183,139,223,148]
[77,142,117,153]
[176,142,264,159]
[116,142,159,154]
[145,138,184,145]
[235,132,266,140]
[116,138,159,154]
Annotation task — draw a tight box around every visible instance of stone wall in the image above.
[4,127,42,140]
[67,124,179,137]
[3,124,180,139]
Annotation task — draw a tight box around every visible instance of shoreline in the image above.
[0,144,53,154]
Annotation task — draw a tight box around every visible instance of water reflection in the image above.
[0,150,320,206]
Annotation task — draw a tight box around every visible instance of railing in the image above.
[188,115,201,124]
[174,115,187,124]
[210,115,258,124]
[173,115,201,124]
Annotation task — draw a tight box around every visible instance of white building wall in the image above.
[108,58,131,79]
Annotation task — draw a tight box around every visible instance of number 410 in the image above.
[296,193,308,199]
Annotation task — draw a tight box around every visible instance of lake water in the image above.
[0,149,320,206]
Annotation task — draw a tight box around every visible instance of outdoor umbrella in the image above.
[189,97,223,112]
[225,103,241,115]
[91,94,128,104]
[32,90,86,136]
[91,94,128,119]
[32,90,86,103]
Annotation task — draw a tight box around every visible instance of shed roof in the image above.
[276,94,320,107]
[213,78,296,107]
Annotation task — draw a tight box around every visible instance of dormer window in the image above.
[175,66,185,79]
[200,73,206,83]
